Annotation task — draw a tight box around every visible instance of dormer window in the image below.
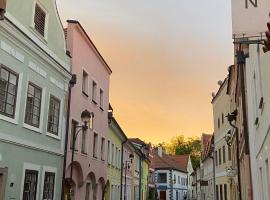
[34,4,46,37]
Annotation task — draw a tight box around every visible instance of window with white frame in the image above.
[82,70,88,95]
[157,173,167,183]
[34,4,46,37]
[99,89,104,110]
[42,172,55,200]
[92,81,97,103]
[0,65,18,118]
[47,96,60,136]
[93,133,98,158]
[111,143,114,166]
[25,83,42,128]
[101,137,105,161]
[23,170,38,200]
[107,140,111,164]
[81,129,87,154]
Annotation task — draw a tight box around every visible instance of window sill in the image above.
[23,123,42,134]
[81,152,88,156]
[29,26,48,45]
[0,114,18,125]
[46,132,61,140]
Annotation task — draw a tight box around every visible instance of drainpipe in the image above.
[61,74,76,200]
[139,156,142,200]
[120,140,128,200]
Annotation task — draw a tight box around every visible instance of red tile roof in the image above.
[152,150,189,173]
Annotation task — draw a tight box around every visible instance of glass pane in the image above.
[5,104,13,115]
[9,73,17,85]
[35,89,41,99]
[8,83,16,95]
[34,98,40,107]
[7,94,15,105]
[28,85,34,96]
[0,68,8,81]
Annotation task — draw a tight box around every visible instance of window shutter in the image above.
[34,4,46,37]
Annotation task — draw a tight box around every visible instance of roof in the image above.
[201,134,213,161]
[129,138,147,146]
[66,20,112,74]
[211,78,228,104]
[152,150,189,173]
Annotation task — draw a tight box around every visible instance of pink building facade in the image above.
[64,20,112,200]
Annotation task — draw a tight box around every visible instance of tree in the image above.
[165,135,201,169]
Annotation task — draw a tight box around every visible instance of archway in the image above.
[103,180,110,200]
[85,172,97,200]
[65,161,84,200]
[96,177,106,200]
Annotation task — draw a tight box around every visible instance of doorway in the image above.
[0,168,7,200]
[160,191,166,200]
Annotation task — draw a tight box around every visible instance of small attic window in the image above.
[34,4,46,37]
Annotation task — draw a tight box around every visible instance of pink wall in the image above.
[65,21,111,200]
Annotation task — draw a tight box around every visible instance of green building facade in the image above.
[105,117,127,200]
[0,0,71,199]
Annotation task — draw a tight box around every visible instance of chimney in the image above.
[157,146,163,157]
[0,0,6,20]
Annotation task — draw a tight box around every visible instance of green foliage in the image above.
[165,135,201,170]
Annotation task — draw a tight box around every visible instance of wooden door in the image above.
[160,191,166,200]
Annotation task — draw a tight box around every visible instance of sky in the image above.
[57,0,234,144]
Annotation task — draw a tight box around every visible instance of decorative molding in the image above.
[28,61,47,78]
[0,131,64,156]
[50,76,64,90]
[0,40,24,63]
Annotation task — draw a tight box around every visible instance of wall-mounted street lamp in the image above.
[226,109,242,200]
[124,153,134,200]
[69,110,93,196]
[224,131,232,146]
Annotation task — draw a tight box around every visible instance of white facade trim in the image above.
[20,163,41,200]
[40,165,57,200]
[0,40,24,63]
[5,12,69,70]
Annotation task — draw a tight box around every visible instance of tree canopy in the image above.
[165,135,201,170]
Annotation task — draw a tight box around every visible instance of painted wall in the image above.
[65,21,111,200]
[0,0,70,199]
[246,44,270,200]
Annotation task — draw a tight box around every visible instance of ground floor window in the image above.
[42,172,55,200]
[23,170,38,200]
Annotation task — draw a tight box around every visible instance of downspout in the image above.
[120,140,128,200]
[61,73,76,200]
[139,156,142,200]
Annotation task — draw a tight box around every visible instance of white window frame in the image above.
[40,166,57,200]
[82,68,89,96]
[20,163,41,200]
[31,0,49,41]
[46,92,64,141]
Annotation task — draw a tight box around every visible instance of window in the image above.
[42,172,55,200]
[107,140,111,164]
[111,144,115,166]
[99,89,104,110]
[228,146,231,161]
[89,113,93,130]
[115,147,118,167]
[0,66,18,118]
[85,183,91,200]
[222,113,224,124]
[70,120,78,150]
[92,81,97,103]
[118,149,121,168]
[215,151,218,166]
[218,148,221,165]
[178,176,180,184]
[82,70,88,95]
[25,83,42,127]
[157,173,167,183]
[47,96,60,135]
[223,146,226,163]
[216,185,219,200]
[220,185,223,200]
[34,4,46,37]
[23,170,38,200]
[81,129,87,154]
[224,184,227,200]
[218,118,220,129]
[93,133,98,158]
[101,137,105,160]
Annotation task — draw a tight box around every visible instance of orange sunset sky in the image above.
[57,0,234,144]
